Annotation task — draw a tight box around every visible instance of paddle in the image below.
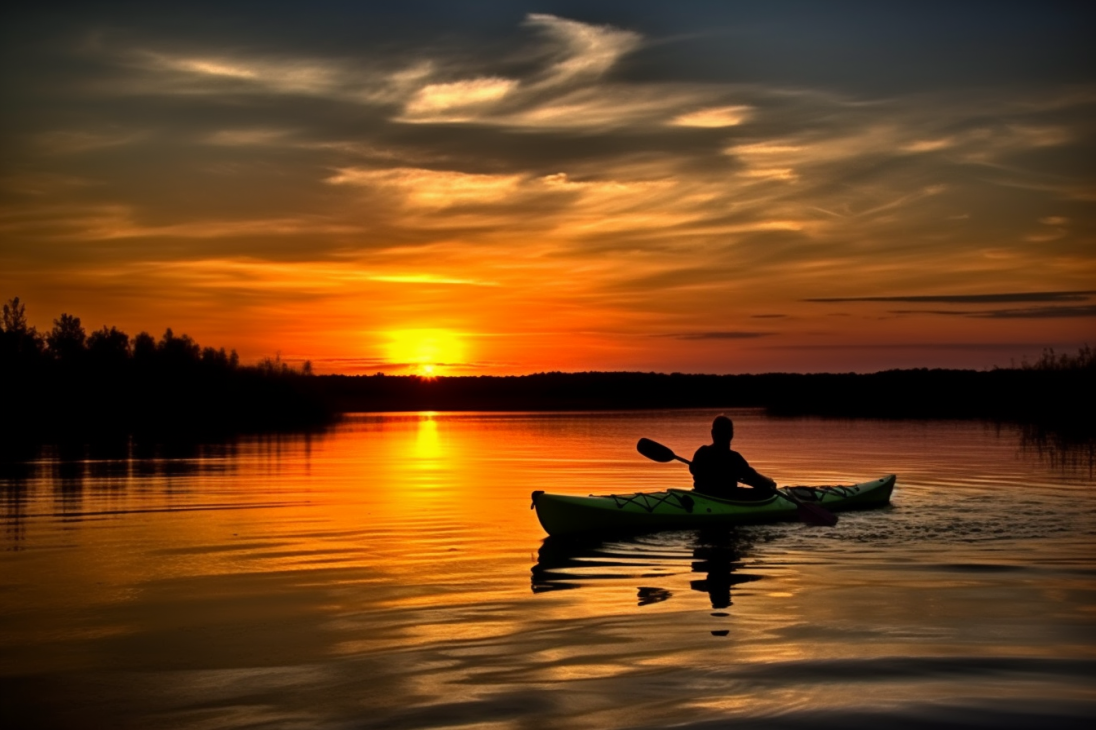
[636,438,838,527]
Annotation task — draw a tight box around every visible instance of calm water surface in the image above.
[1,410,1094,729]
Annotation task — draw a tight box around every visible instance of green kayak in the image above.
[531,474,896,537]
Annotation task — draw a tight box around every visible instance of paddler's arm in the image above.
[688,446,707,482]
[738,456,777,493]
[742,471,776,490]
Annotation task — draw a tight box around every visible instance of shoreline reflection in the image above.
[0,434,306,540]
[1019,424,1095,477]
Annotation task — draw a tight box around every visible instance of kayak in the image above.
[531,474,896,537]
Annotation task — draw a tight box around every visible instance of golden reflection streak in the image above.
[415,414,442,464]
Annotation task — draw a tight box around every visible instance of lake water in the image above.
[1,410,1094,729]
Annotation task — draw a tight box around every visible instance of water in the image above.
[1,410,1094,729]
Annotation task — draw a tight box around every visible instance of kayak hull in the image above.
[531,474,896,537]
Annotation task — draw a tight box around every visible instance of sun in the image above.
[385,329,465,376]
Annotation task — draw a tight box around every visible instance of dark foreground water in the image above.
[1,410,1094,729]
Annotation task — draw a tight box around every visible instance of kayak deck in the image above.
[531,474,896,537]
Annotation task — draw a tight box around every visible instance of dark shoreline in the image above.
[317,368,1090,424]
[4,299,1090,443]
[2,367,1091,446]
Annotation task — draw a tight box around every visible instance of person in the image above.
[690,415,777,500]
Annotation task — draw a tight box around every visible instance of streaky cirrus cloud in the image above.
[1,4,1094,374]
[889,305,1096,319]
[805,291,1096,304]
[667,331,776,340]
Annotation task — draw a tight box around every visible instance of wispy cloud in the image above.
[805,291,1096,303]
[667,331,776,340]
[204,129,294,146]
[523,13,641,84]
[326,167,526,208]
[3,7,1093,373]
[369,274,500,287]
[890,305,1096,319]
[33,129,146,155]
[402,77,518,121]
[670,106,750,128]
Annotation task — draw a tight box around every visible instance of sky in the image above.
[2,1,1093,375]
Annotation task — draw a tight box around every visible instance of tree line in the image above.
[2,296,1091,442]
[1,297,331,440]
[318,351,1092,436]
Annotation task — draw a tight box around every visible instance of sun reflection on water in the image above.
[2,412,1094,730]
[414,413,443,464]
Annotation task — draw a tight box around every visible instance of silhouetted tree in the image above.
[200,346,234,370]
[2,297,29,332]
[158,328,200,367]
[1,297,44,362]
[87,326,130,366]
[133,331,156,362]
[1023,345,1095,372]
[257,353,291,376]
[1,298,334,440]
[46,313,86,363]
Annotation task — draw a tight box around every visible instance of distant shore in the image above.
[317,365,1092,431]
[4,366,1091,445]
[3,298,1090,443]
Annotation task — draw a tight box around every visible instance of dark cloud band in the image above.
[668,331,776,340]
[889,305,1096,319]
[805,291,1096,304]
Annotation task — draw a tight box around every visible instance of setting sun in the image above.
[384,328,466,376]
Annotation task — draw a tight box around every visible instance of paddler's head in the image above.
[711,415,734,446]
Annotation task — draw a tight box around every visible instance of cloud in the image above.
[3,8,1094,373]
[741,168,797,182]
[167,57,258,79]
[305,356,491,375]
[325,167,525,208]
[204,129,293,146]
[402,77,518,121]
[34,129,146,155]
[804,291,1095,303]
[390,13,663,129]
[0,204,361,243]
[903,138,955,153]
[667,331,776,340]
[768,342,1069,351]
[523,13,641,84]
[136,50,349,97]
[369,274,500,287]
[889,305,1096,319]
[671,106,750,128]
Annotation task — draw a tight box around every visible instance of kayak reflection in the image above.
[530,529,764,610]
[689,529,763,609]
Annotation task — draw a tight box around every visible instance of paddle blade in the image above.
[637,438,677,463]
[797,502,839,527]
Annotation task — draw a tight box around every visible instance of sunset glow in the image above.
[2,4,1093,374]
[386,329,466,377]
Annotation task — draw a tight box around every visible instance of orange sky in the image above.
[2,5,1093,375]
